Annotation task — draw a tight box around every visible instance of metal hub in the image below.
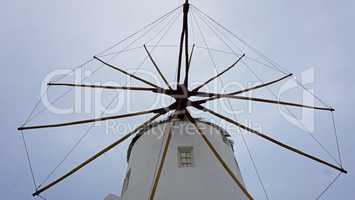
[173,84,190,117]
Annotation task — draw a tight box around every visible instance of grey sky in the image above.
[1,0,355,199]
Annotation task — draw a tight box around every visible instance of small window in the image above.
[122,169,131,194]
[178,146,194,168]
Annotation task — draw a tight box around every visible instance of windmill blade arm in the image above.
[190,91,334,111]
[183,44,195,88]
[93,56,160,88]
[18,106,172,131]
[143,44,172,90]
[192,53,245,92]
[48,82,172,97]
[189,73,293,105]
[32,112,166,197]
[176,19,186,86]
[184,109,254,200]
[48,82,158,92]
[194,105,347,174]
[149,112,178,200]
[228,73,293,96]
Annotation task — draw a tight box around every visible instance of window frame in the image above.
[177,146,194,168]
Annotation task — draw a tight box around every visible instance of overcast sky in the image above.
[1,0,355,199]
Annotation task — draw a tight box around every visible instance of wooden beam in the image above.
[191,91,334,111]
[190,73,293,104]
[48,82,158,92]
[143,44,172,90]
[149,113,178,200]
[18,107,171,131]
[32,112,166,197]
[192,54,245,92]
[184,0,190,87]
[94,56,160,88]
[195,105,347,174]
[176,0,189,86]
[184,44,195,88]
[228,73,293,96]
[184,109,254,200]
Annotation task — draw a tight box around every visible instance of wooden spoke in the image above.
[184,109,254,200]
[93,56,160,88]
[190,73,293,104]
[48,82,158,92]
[194,105,347,174]
[176,0,190,87]
[176,15,186,85]
[149,113,178,200]
[183,3,190,87]
[18,107,171,131]
[191,91,334,111]
[143,44,173,90]
[228,73,293,96]
[183,44,195,88]
[192,53,245,92]
[48,82,174,98]
[32,112,166,197]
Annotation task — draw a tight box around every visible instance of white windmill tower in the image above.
[19,0,347,199]
[120,117,248,200]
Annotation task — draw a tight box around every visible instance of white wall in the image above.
[121,120,247,200]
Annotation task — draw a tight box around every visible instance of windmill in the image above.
[18,1,347,199]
